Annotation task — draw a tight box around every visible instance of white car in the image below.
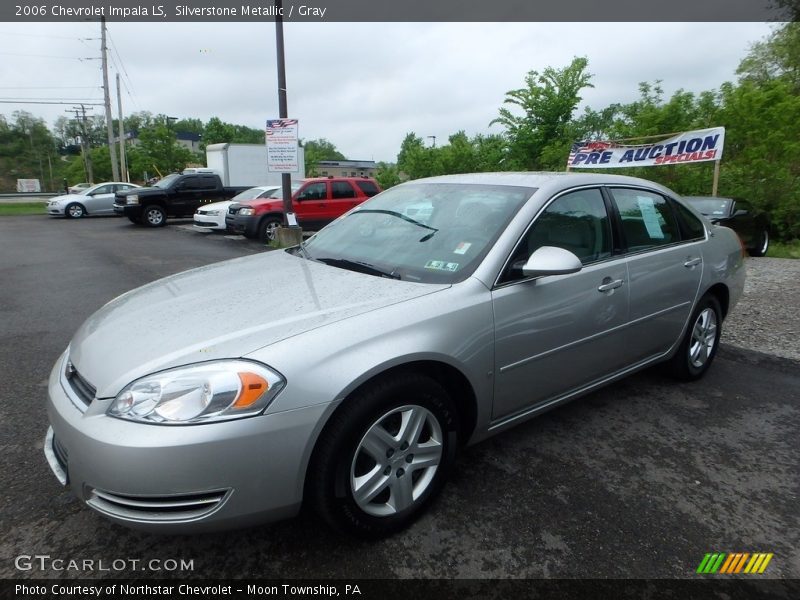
[48,182,140,218]
[68,182,92,194]
[193,185,280,231]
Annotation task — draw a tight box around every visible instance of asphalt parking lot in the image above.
[1,215,798,581]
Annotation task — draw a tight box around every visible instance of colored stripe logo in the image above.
[697,553,773,574]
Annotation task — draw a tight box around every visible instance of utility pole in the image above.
[101,16,120,181]
[274,0,301,245]
[116,73,127,182]
[68,104,94,183]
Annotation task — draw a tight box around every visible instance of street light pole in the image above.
[274,0,299,237]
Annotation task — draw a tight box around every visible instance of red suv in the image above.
[226,177,381,242]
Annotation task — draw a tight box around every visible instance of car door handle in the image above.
[684,257,702,268]
[597,278,624,292]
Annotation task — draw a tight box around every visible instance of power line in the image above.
[0,86,101,90]
[0,100,104,105]
[0,52,100,61]
[0,30,98,40]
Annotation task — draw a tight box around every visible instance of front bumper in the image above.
[193,213,226,231]
[48,204,65,216]
[113,203,141,217]
[225,213,259,237]
[44,353,327,532]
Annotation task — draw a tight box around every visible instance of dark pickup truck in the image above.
[114,172,251,227]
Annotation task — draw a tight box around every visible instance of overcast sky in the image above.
[0,22,775,162]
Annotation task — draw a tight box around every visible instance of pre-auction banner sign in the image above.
[567,127,725,169]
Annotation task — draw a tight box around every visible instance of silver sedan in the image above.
[44,172,745,537]
[48,182,140,218]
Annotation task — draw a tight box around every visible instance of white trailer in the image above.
[206,143,305,187]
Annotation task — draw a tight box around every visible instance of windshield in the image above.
[684,197,731,217]
[265,182,301,198]
[153,174,180,189]
[233,187,275,202]
[302,182,535,283]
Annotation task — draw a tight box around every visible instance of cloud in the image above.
[0,21,773,162]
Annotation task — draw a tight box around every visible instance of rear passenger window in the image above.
[331,181,356,199]
[672,200,706,241]
[356,180,380,197]
[610,189,679,251]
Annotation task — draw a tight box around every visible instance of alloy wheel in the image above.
[350,404,443,517]
[689,308,718,368]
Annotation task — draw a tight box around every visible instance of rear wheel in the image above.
[308,373,458,538]
[748,229,769,257]
[667,294,722,381]
[142,205,166,227]
[65,203,85,219]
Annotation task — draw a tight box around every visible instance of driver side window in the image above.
[298,182,327,200]
[502,188,611,283]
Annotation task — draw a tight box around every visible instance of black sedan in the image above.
[684,196,771,257]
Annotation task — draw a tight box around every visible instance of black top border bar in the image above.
[2,0,795,22]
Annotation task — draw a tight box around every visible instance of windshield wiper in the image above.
[316,257,401,280]
[352,209,438,233]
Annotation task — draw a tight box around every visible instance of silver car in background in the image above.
[44,172,745,538]
[48,182,140,218]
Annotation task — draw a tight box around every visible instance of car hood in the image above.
[69,250,447,398]
[50,193,79,204]
[200,199,234,211]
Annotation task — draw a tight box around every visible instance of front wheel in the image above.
[748,230,769,257]
[667,294,722,381]
[65,203,85,218]
[258,217,282,242]
[142,205,166,227]
[308,373,458,538]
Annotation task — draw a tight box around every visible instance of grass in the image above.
[768,239,800,259]
[0,202,46,216]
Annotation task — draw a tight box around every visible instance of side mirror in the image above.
[521,246,583,278]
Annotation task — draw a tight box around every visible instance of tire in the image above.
[65,203,85,219]
[748,229,769,257]
[258,216,282,243]
[667,294,722,381]
[142,205,167,227]
[308,373,458,539]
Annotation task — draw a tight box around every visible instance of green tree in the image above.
[490,57,594,170]
[374,161,401,189]
[302,138,346,176]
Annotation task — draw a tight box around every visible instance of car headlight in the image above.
[238,207,255,216]
[205,209,220,216]
[108,360,285,425]
[126,194,139,205]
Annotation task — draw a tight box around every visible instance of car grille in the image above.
[65,361,96,409]
[86,488,229,523]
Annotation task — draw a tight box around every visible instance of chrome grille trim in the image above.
[62,358,96,411]
[44,427,68,486]
[86,488,230,523]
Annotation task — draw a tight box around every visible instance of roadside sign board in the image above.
[266,118,299,173]
[16,179,41,192]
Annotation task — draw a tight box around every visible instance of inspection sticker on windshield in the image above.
[425,260,459,272]
[453,242,472,255]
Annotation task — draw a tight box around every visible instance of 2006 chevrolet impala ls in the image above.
[45,172,745,538]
